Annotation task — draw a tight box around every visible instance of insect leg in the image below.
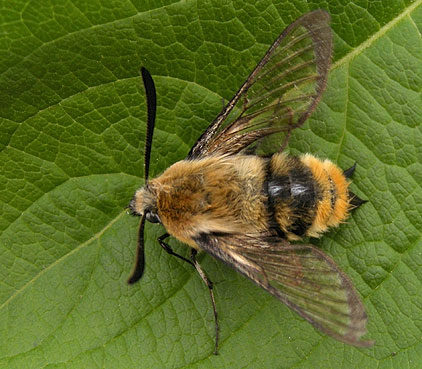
[190,249,219,355]
[157,233,195,267]
[158,234,219,354]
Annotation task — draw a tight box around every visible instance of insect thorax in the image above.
[144,153,350,245]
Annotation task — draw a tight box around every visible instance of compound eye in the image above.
[146,211,160,224]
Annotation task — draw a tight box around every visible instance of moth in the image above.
[127,10,374,353]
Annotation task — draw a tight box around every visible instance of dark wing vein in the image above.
[194,233,374,347]
[188,10,332,159]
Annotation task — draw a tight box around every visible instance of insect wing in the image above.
[188,10,332,158]
[195,233,373,347]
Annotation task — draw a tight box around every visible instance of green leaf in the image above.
[1,0,421,368]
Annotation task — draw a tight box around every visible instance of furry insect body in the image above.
[130,155,268,247]
[269,153,351,240]
[128,10,373,351]
[130,152,353,246]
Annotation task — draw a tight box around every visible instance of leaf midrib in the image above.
[0,210,126,312]
[332,0,422,71]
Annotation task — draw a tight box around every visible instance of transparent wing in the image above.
[188,10,332,159]
[195,233,374,347]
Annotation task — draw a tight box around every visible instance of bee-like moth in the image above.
[128,10,373,353]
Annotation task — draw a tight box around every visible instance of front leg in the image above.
[190,249,219,355]
[157,233,220,354]
[158,233,194,267]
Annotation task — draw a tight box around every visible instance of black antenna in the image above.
[127,67,157,284]
[127,214,147,284]
[141,67,157,182]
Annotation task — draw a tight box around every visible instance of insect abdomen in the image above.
[267,153,350,240]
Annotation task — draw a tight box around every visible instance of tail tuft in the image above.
[349,191,367,209]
